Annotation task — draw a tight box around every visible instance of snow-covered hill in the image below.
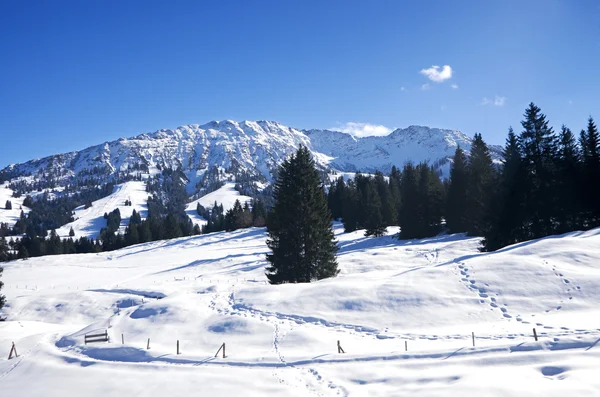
[54,181,148,239]
[185,183,253,228]
[1,226,600,396]
[0,183,30,225]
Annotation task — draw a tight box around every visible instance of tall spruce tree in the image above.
[341,179,359,232]
[446,146,469,233]
[519,103,557,239]
[482,128,526,251]
[398,163,420,239]
[265,146,339,284]
[327,176,345,221]
[374,171,396,226]
[581,117,600,227]
[556,125,582,232]
[364,179,386,237]
[466,133,495,236]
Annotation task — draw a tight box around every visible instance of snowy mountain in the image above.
[0,121,503,192]
[0,120,502,236]
[2,224,600,396]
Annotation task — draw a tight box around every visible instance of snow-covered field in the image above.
[1,225,600,396]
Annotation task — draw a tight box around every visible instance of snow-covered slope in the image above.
[2,226,600,396]
[185,183,252,228]
[55,181,148,239]
[0,183,30,225]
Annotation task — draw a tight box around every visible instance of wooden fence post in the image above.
[147,338,150,350]
[8,342,18,359]
[405,341,407,352]
[533,328,538,341]
[177,340,180,354]
[337,340,345,354]
[122,334,124,345]
[472,332,475,347]
[214,343,226,358]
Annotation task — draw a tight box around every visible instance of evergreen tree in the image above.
[5,200,11,210]
[18,243,29,260]
[341,179,359,232]
[374,171,396,226]
[466,133,495,236]
[251,199,267,227]
[266,146,339,284]
[418,164,444,237]
[125,224,140,246]
[389,166,402,221]
[364,179,386,237]
[0,237,9,262]
[556,125,582,232]
[446,146,469,233]
[327,176,346,221]
[164,214,182,239]
[69,226,75,237]
[519,103,557,239]
[398,163,420,239]
[581,117,600,227]
[482,128,526,251]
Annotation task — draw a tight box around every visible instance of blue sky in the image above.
[1,0,599,166]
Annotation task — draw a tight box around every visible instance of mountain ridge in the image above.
[0,120,503,202]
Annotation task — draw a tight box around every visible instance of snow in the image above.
[2,225,600,395]
[55,181,148,239]
[185,183,252,227]
[1,121,503,203]
[0,183,31,225]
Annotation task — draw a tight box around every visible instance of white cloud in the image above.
[421,83,431,91]
[451,84,459,89]
[481,96,506,106]
[334,122,392,138]
[400,86,407,92]
[420,65,453,83]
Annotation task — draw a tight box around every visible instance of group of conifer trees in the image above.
[325,103,600,254]
[200,199,267,234]
[327,164,446,240]
[482,103,600,250]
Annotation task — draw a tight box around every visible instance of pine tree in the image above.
[69,226,75,237]
[519,103,558,239]
[364,179,386,237]
[446,146,469,233]
[466,133,495,236]
[5,200,11,210]
[327,176,345,221]
[556,125,582,232]
[125,224,140,246]
[164,214,182,239]
[398,163,420,239]
[374,171,396,226]
[581,117,600,227]
[266,146,339,284]
[18,243,29,260]
[251,199,267,227]
[482,128,526,251]
[0,237,9,262]
[341,179,359,232]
